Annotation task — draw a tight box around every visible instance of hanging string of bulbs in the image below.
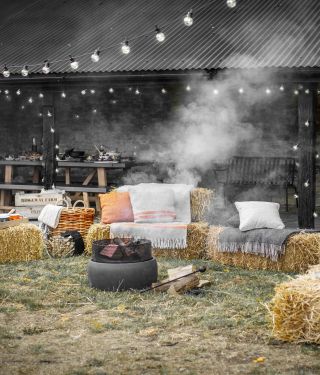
[1,0,238,78]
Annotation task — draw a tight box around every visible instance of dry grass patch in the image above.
[0,257,319,375]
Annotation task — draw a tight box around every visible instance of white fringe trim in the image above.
[110,232,187,249]
[218,241,284,261]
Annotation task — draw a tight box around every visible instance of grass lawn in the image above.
[0,257,319,375]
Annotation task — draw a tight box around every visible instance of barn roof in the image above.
[0,0,320,75]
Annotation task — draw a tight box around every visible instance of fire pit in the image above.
[88,238,158,291]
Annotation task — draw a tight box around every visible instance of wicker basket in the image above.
[50,200,95,240]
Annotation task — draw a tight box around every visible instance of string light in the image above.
[313,212,318,218]
[292,144,299,151]
[161,88,167,94]
[16,89,21,95]
[186,85,191,91]
[28,97,33,104]
[316,152,319,159]
[21,105,25,110]
[90,89,96,94]
[38,112,42,117]
[279,85,284,91]
[305,120,310,127]
[293,194,299,199]
[39,92,44,98]
[21,65,29,77]
[47,110,53,117]
[75,114,80,119]
[155,26,165,42]
[304,180,309,188]
[111,99,117,104]
[213,88,219,95]
[121,40,130,54]
[69,56,79,70]
[55,144,59,149]
[109,87,114,93]
[4,89,9,95]
[81,89,87,95]
[294,89,299,95]
[135,88,140,95]
[238,87,244,94]
[50,126,55,133]
[42,60,50,74]
[92,108,97,114]
[55,168,59,173]
[2,65,10,78]
[265,88,271,95]
[61,91,66,98]
[183,10,193,26]
[226,0,237,8]
[305,89,310,94]
[91,49,100,62]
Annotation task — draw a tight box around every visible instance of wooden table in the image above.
[0,160,42,206]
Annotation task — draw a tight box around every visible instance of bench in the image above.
[225,157,297,211]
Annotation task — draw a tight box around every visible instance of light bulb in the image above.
[91,49,100,62]
[313,212,318,218]
[155,27,165,42]
[38,113,43,117]
[55,168,59,173]
[294,89,299,95]
[21,105,25,110]
[294,194,299,199]
[16,89,21,95]
[50,127,55,133]
[305,120,310,127]
[70,56,79,70]
[3,65,10,78]
[238,87,244,94]
[42,60,50,74]
[305,89,310,94]
[316,153,319,159]
[293,144,299,151]
[279,85,284,91]
[92,108,97,114]
[135,88,140,95]
[304,180,309,187]
[61,92,66,98]
[39,92,44,98]
[186,85,191,91]
[226,0,236,8]
[90,89,95,94]
[121,40,130,54]
[28,97,33,104]
[47,110,52,117]
[21,65,29,77]
[161,88,167,94]
[75,114,80,119]
[81,89,86,95]
[213,89,219,95]
[183,10,193,26]
[109,87,114,93]
[265,88,271,95]
[4,89,9,95]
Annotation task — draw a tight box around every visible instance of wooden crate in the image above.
[15,206,43,220]
[15,191,65,207]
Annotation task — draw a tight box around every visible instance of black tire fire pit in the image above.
[88,238,158,291]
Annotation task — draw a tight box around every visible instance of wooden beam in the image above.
[297,85,317,228]
[42,105,56,190]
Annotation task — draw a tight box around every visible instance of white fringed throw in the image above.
[110,222,188,249]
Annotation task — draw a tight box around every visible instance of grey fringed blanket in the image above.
[218,228,301,261]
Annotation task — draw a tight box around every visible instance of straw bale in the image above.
[153,222,209,260]
[191,188,214,222]
[207,226,320,273]
[0,224,44,263]
[85,223,110,255]
[269,273,320,344]
[85,222,209,259]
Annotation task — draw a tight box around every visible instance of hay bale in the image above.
[191,188,214,222]
[207,226,320,273]
[153,222,209,260]
[269,271,320,344]
[0,224,44,263]
[85,222,209,259]
[85,223,110,255]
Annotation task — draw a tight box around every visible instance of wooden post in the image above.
[297,85,317,228]
[42,105,56,190]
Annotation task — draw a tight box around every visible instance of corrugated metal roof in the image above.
[0,0,319,75]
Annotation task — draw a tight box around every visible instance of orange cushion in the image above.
[99,191,134,224]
